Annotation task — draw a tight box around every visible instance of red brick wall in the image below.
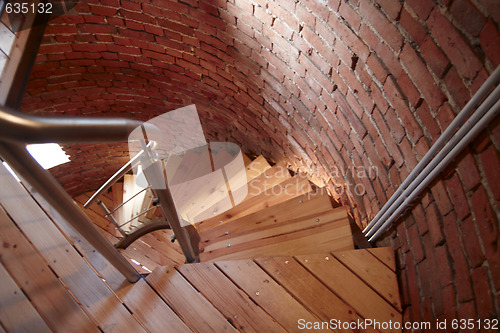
[21,0,499,326]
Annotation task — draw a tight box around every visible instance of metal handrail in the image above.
[84,141,155,208]
[0,106,143,143]
[0,106,143,282]
[106,186,151,215]
[118,206,157,228]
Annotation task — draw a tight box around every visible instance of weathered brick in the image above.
[408,223,425,263]
[400,43,446,111]
[443,212,474,303]
[480,20,500,67]
[450,0,486,37]
[445,173,470,220]
[338,1,361,30]
[427,8,482,80]
[405,252,423,320]
[420,36,449,79]
[399,7,426,44]
[479,144,500,200]
[457,150,481,191]
[435,245,453,287]
[359,24,402,78]
[412,203,428,235]
[405,0,434,20]
[461,216,486,269]
[426,203,446,246]
[471,266,495,319]
[430,179,453,216]
[359,1,403,52]
[444,67,471,110]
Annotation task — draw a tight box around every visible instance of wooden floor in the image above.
[0,159,402,332]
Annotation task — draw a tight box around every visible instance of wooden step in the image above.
[176,263,285,332]
[0,162,401,333]
[169,148,212,186]
[199,190,354,261]
[200,190,336,242]
[197,172,310,233]
[242,152,252,166]
[172,151,265,225]
[200,208,353,261]
[111,181,124,225]
[170,148,224,222]
[196,161,292,231]
[245,155,271,182]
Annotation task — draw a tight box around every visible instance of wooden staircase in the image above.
[0,155,403,332]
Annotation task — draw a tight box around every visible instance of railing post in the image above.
[96,200,127,238]
[140,158,200,263]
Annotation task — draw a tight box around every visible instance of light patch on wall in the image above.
[27,143,70,169]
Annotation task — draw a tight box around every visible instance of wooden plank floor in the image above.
[0,156,402,332]
[144,247,402,333]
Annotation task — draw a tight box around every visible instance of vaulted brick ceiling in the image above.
[21,0,499,218]
[20,0,500,323]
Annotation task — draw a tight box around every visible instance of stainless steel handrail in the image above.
[105,186,151,215]
[84,142,155,209]
[0,107,143,282]
[0,106,142,143]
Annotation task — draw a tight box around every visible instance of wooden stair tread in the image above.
[111,181,124,226]
[123,174,147,231]
[255,256,368,329]
[164,154,184,183]
[169,149,212,186]
[0,155,401,333]
[242,152,252,166]
[200,213,353,261]
[215,259,321,333]
[140,230,186,265]
[169,148,225,222]
[200,190,335,241]
[368,247,397,272]
[197,170,306,232]
[74,193,121,237]
[202,207,351,253]
[245,155,271,182]
[183,150,249,222]
[195,161,292,229]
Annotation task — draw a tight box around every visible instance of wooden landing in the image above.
[145,248,402,333]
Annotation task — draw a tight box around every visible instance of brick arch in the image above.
[21,0,500,323]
